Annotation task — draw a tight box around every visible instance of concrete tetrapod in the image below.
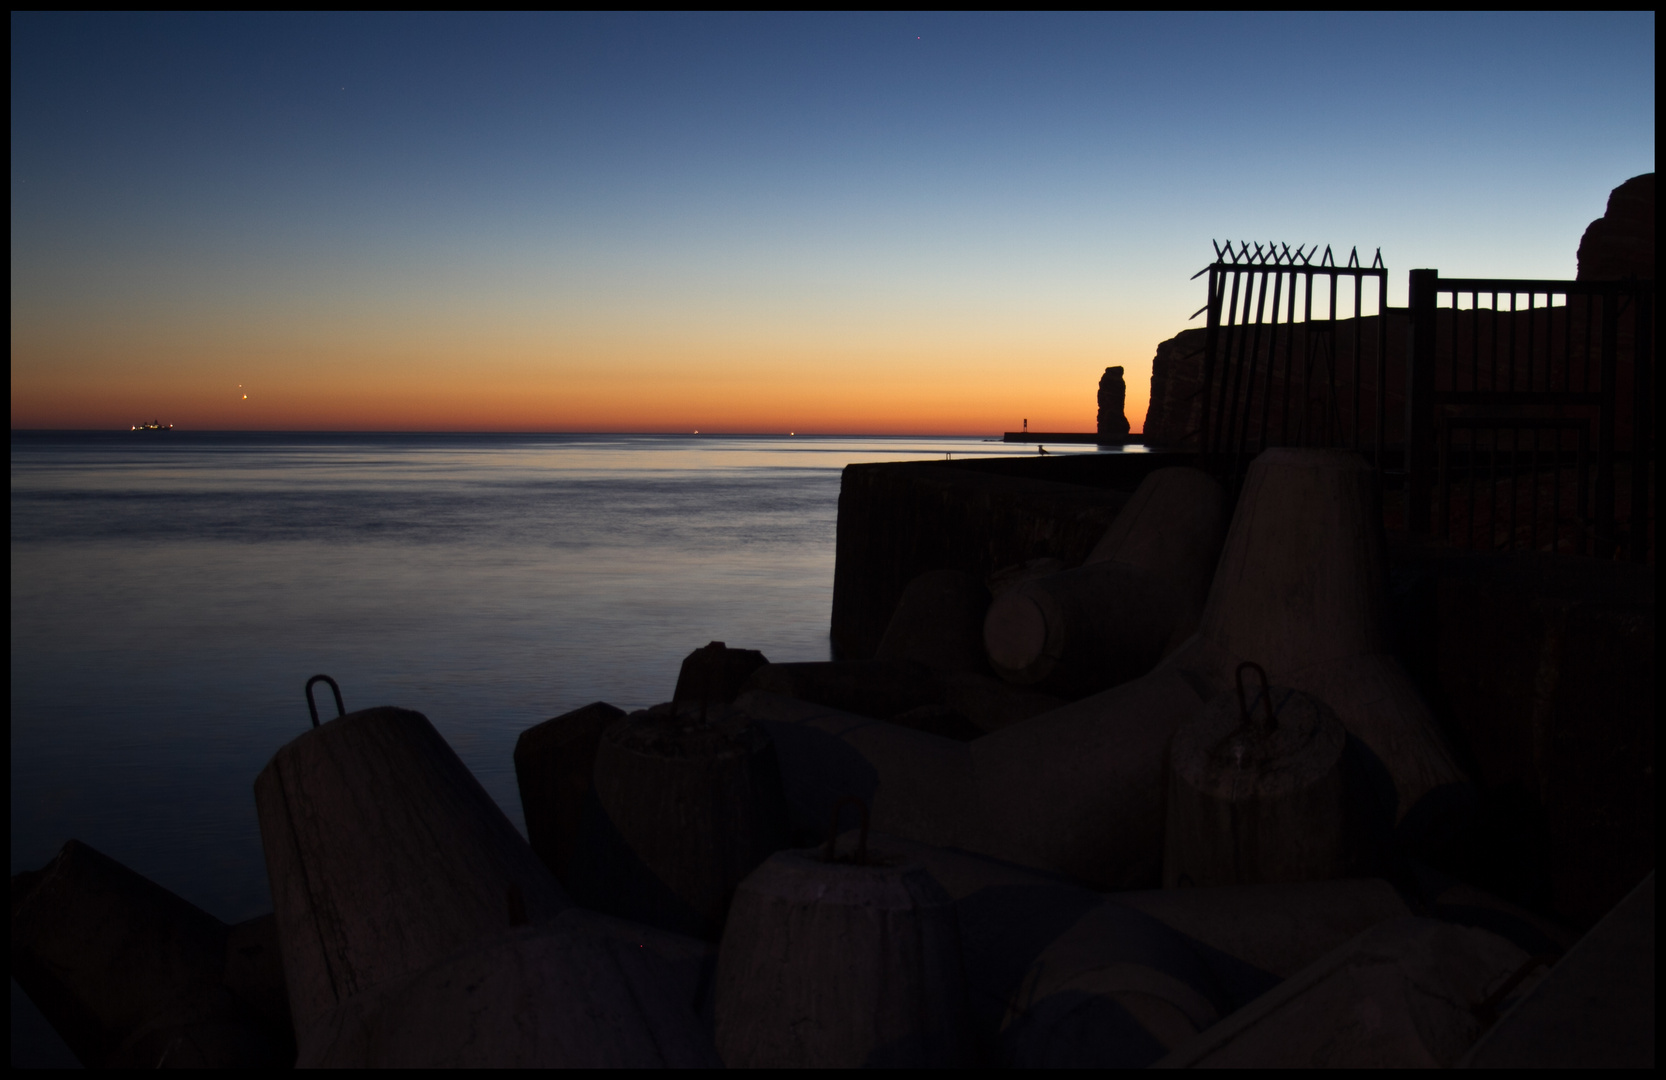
[514,701,625,883]
[874,567,993,676]
[1164,664,1359,887]
[744,658,943,724]
[1196,448,1470,845]
[10,839,291,1068]
[565,703,789,940]
[742,449,1463,890]
[1459,870,1653,1068]
[253,706,569,1043]
[1153,917,1534,1067]
[743,655,1061,737]
[298,908,721,1067]
[671,641,770,707]
[810,830,1573,1068]
[713,815,975,1068]
[857,831,1417,1067]
[737,636,1228,890]
[983,467,1226,696]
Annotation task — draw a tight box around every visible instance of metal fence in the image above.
[1404,271,1655,560]
[1196,241,1390,487]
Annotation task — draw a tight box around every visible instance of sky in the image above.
[10,12,1655,434]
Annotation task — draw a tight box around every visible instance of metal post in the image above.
[1628,286,1653,561]
[1594,286,1620,557]
[1199,267,1223,457]
[1405,269,1439,534]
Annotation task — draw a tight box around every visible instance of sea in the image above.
[10,429,1134,1064]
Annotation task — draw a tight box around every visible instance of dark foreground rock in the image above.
[10,840,292,1068]
[1391,546,1655,927]
[1460,870,1654,1068]
[515,700,626,883]
[297,909,720,1068]
[1153,917,1534,1067]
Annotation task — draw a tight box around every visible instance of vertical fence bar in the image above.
[1231,270,1271,467]
[1530,425,1542,552]
[1352,273,1363,449]
[1300,272,1315,446]
[1326,272,1340,446]
[1405,269,1438,534]
[1546,426,1559,553]
[1489,292,1500,392]
[1572,423,1586,556]
[1526,292,1537,392]
[1595,286,1619,556]
[1199,267,1223,455]
[1259,270,1285,452]
[1280,269,1299,445]
[1629,286,1653,561]
[1213,269,1245,459]
[1508,425,1520,549]
[1375,273,1388,471]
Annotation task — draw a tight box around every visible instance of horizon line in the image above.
[11,427,1145,438]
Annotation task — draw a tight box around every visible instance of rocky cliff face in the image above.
[1096,366,1130,436]
[1576,173,1654,281]
[1139,316,1410,452]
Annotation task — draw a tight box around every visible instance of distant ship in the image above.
[130,420,174,431]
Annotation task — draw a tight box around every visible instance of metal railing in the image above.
[1195,241,1391,487]
[1405,271,1654,560]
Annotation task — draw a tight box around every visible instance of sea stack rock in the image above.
[1576,172,1654,280]
[566,703,790,940]
[1097,366,1131,437]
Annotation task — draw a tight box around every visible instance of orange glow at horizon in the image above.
[11,330,1159,435]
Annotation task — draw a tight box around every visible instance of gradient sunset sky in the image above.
[10,12,1655,434]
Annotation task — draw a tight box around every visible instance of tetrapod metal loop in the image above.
[823,795,870,866]
[1234,661,1276,734]
[305,675,346,729]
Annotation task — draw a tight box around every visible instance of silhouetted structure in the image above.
[1097,366,1130,437]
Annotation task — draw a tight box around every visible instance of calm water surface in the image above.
[10,430,1121,1062]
